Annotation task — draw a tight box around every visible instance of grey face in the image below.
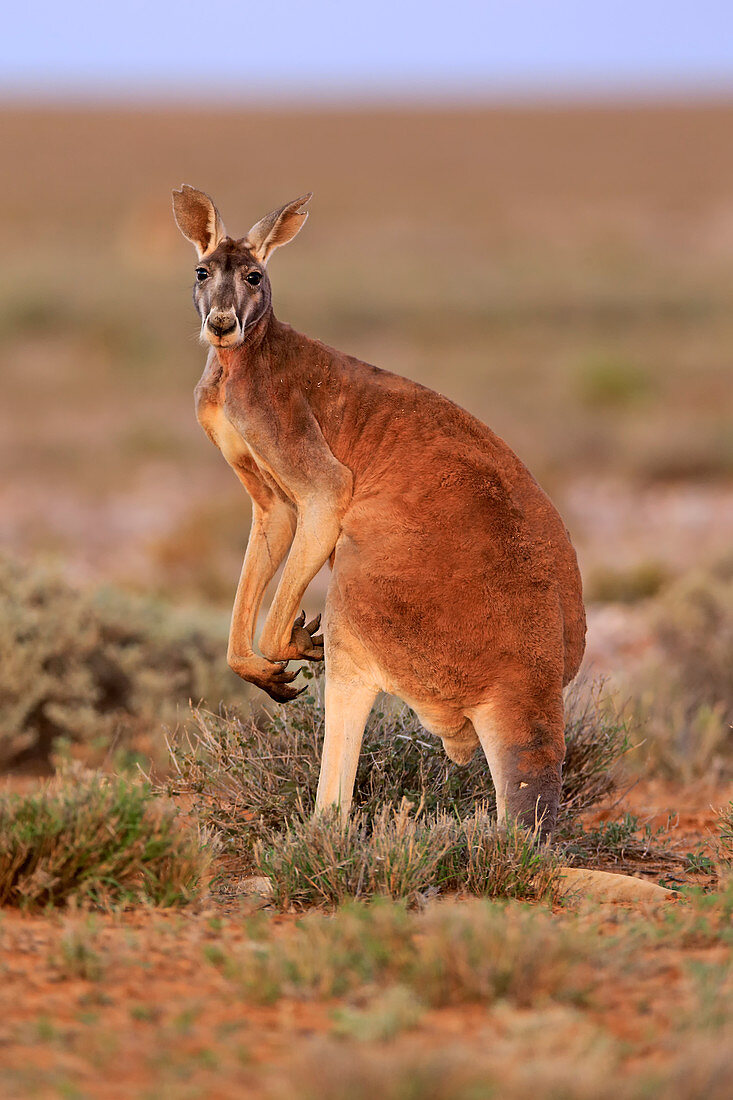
[193,238,271,348]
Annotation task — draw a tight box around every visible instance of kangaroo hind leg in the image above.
[469,685,565,840]
[315,663,378,823]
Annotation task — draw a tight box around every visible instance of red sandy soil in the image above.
[0,777,729,1098]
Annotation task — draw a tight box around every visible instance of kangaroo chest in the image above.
[196,387,251,468]
[194,367,290,500]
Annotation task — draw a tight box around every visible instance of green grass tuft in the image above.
[254,804,561,910]
[0,767,208,909]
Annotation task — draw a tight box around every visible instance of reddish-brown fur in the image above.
[173,187,586,837]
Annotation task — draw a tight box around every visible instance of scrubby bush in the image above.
[169,665,686,897]
[0,767,208,909]
[629,560,733,779]
[168,675,629,851]
[0,554,249,770]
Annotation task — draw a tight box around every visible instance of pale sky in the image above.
[2,0,732,100]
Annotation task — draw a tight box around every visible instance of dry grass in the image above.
[167,674,684,900]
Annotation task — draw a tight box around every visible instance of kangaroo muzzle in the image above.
[204,307,242,348]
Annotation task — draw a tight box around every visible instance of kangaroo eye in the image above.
[195,268,209,282]
[246,271,263,287]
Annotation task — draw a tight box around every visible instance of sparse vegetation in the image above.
[50,918,106,981]
[0,554,248,770]
[560,812,687,876]
[214,899,597,1008]
[0,851,730,1097]
[331,985,424,1042]
[0,767,208,909]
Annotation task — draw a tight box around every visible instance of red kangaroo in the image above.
[172,186,586,838]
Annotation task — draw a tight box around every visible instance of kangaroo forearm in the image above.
[258,511,340,661]
[228,508,295,661]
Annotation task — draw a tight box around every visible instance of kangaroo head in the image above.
[172,185,311,349]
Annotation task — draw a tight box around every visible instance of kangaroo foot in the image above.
[229,654,306,703]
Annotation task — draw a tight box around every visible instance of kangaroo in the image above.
[172,186,586,838]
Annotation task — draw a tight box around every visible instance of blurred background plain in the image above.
[1,0,732,686]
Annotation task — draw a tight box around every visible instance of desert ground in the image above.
[0,100,731,1097]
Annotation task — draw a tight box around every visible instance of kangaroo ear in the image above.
[172,185,227,259]
[245,193,312,265]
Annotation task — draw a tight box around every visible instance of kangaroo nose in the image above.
[207,312,237,336]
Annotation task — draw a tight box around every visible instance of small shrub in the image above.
[560,681,631,818]
[406,901,592,1008]
[254,805,561,910]
[237,901,415,1002]
[167,687,324,844]
[460,810,564,900]
[652,562,733,712]
[0,554,249,769]
[253,804,455,909]
[0,768,208,909]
